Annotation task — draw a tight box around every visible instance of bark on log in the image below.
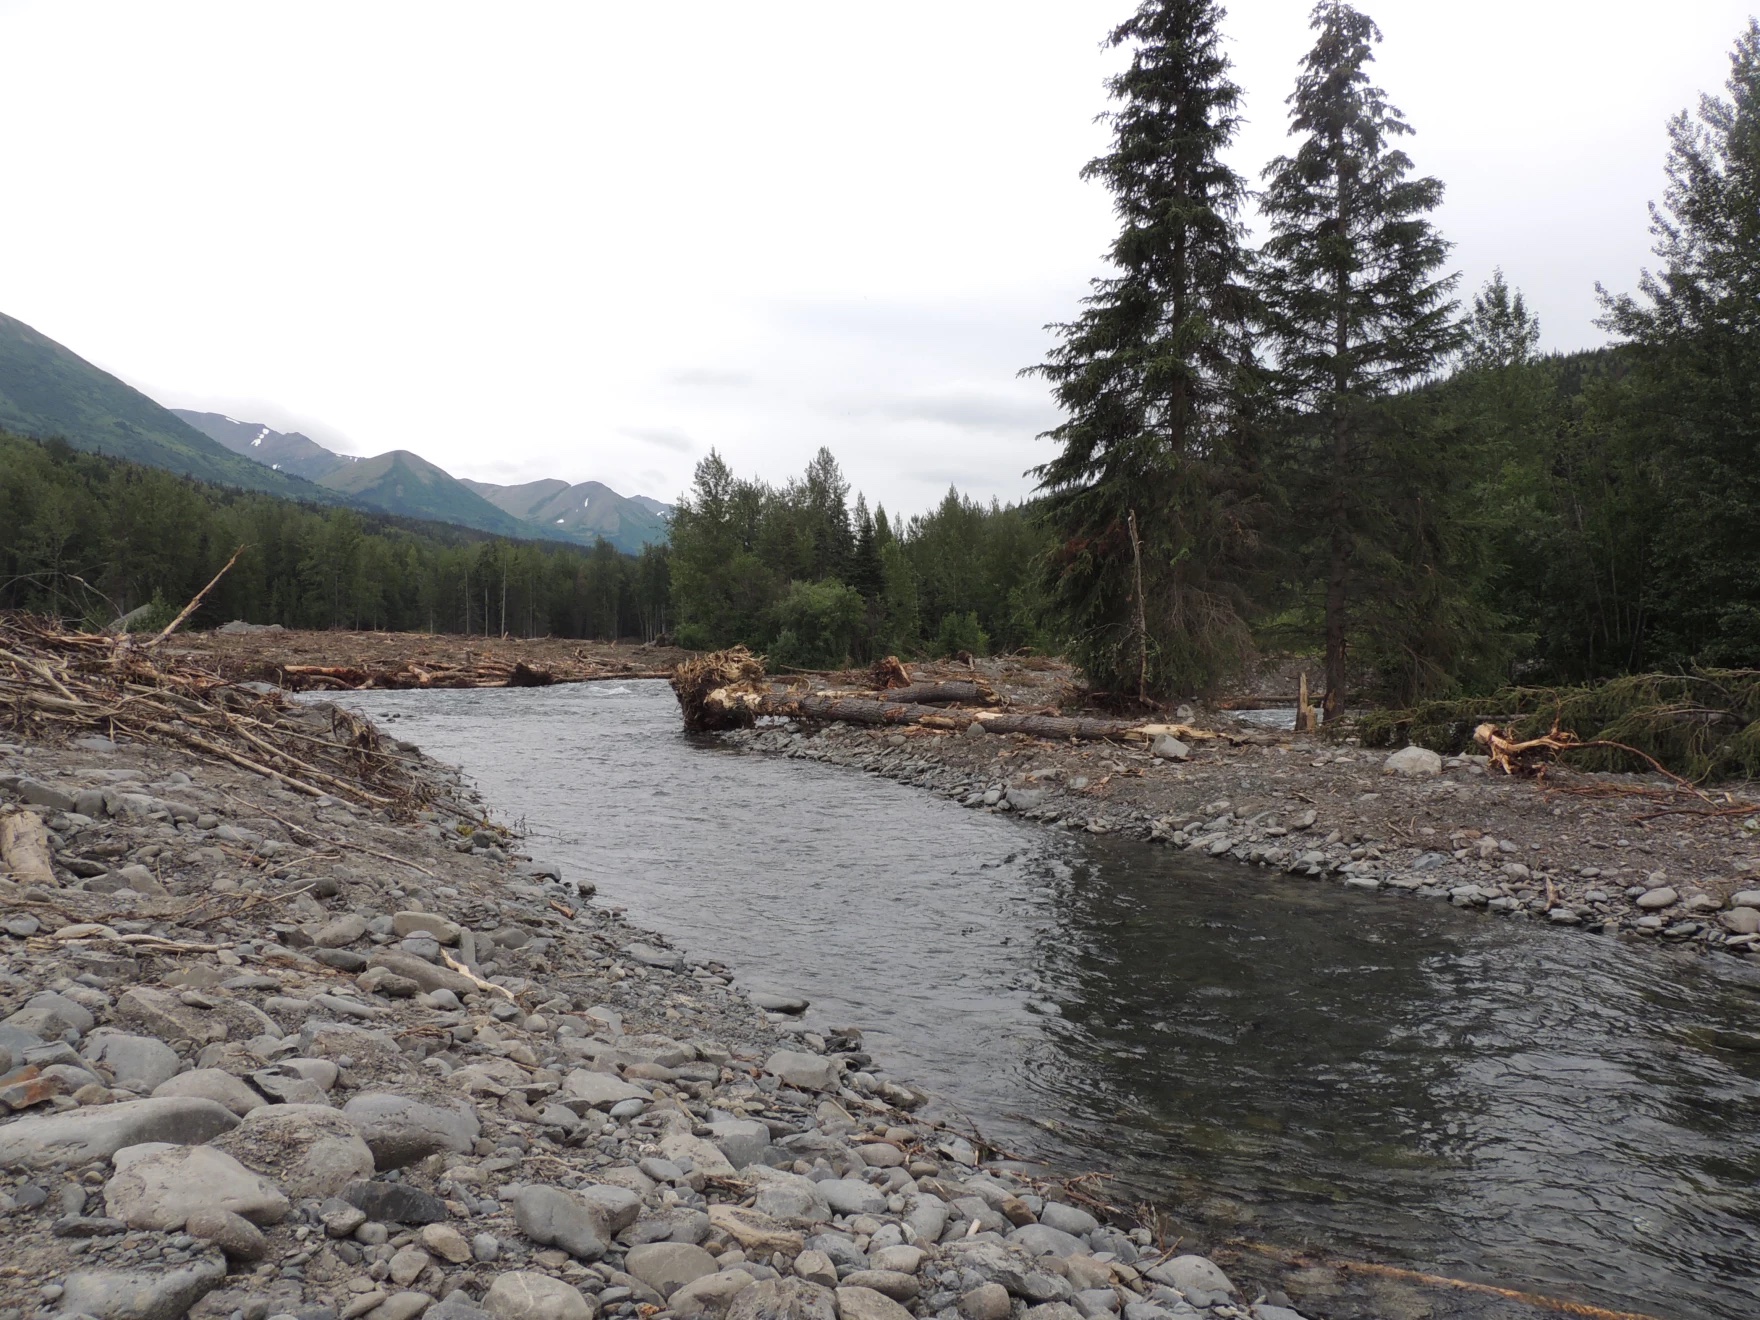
[878,682,998,707]
[0,810,56,886]
[766,694,1154,741]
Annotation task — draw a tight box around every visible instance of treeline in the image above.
[0,433,671,639]
[1022,1,1760,709]
[668,448,1051,667]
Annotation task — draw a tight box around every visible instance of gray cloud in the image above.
[855,387,1056,434]
[666,368,754,388]
[620,426,694,453]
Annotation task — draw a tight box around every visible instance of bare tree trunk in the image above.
[1127,509,1149,702]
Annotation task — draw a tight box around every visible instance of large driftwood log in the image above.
[671,648,1217,744]
[877,681,997,707]
[0,810,56,886]
[754,694,1206,743]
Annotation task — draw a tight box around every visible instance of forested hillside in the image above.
[0,312,333,499]
[0,433,668,640]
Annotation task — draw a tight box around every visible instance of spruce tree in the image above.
[1598,20,1760,663]
[1028,0,1259,701]
[1255,1,1461,719]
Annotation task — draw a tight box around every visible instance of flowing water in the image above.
[337,680,1760,1320]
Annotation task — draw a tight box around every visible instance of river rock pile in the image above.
[725,722,1760,956]
[0,734,1304,1320]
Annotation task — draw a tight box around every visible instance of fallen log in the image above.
[0,810,55,887]
[877,681,997,707]
[671,649,1219,744]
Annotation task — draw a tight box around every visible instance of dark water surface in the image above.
[339,681,1760,1320]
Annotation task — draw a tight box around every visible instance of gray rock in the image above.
[1037,1202,1099,1237]
[836,1286,914,1320]
[0,1097,238,1169]
[625,1241,718,1298]
[104,1141,291,1229]
[482,1272,595,1320]
[1636,886,1679,910]
[1150,735,1189,762]
[430,1296,492,1320]
[1143,1255,1234,1297]
[512,1185,608,1260]
[251,1064,330,1105]
[747,990,809,1013]
[749,1170,831,1224]
[84,1034,180,1093]
[1722,907,1760,935]
[364,951,478,996]
[1731,889,1760,909]
[369,1293,434,1320]
[577,1182,643,1233]
[1252,1308,1311,1320]
[1072,1290,1120,1318]
[342,1179,449,1225]
[708,1118,772,1169]
[342,1093,480,1168]
[185,1206,270,1260]
[1382,746,1443,777]
[561,1070,650,1110]
[16,777,78,812]
[669,1268,756,1320]
[764,1050,840,1092]
[4,991,95,1041]
[213,1105,375,1199]
[726,1278,837,1320]
[312,914,370,947]
[624,942,684,970]
[391,911,463,944]
[55,1256,227,1319]
[841,1272,918,1302]
[817,1177,886,1216]
[1009,1223,1088,1258]
[959,1283,1012,1320]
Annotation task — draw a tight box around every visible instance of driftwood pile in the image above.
[0,612,429,812]
[243,659,566,692]
[672,648,1214,746]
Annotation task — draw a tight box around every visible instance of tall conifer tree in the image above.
[1029,0,1259,700]
[1255,2,1461,719]
[1598,20,1760,663]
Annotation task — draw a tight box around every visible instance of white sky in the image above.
[2,1,1752,515]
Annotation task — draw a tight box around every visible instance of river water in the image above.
[337,680,1760,1320]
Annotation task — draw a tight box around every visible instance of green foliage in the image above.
[1028,0,1263,700]
[933,611,990,659]
[123,592,179,635]
[769,580,867,669]
[1596,18,1760,667]
[666,451,1052,663]
[1360,670,1760,781]
[0,431,669,639]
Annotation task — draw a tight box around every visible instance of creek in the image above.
[338,680,1760,1320]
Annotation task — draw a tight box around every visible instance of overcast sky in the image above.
[3,2,1753,516]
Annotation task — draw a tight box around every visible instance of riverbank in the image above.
[714,657,1760,960]
[0,700,1324,1320]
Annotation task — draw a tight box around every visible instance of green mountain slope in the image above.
[463,477,670,553]
[172,409,355,482]
[458,477,570,522]
[0,311,328,498]
[316,450,553,539]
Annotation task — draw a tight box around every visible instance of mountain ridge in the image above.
[0,311,338,500]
